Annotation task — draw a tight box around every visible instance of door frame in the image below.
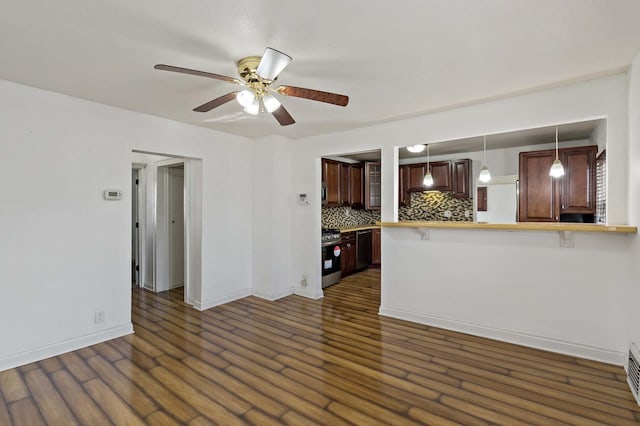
[132,163,146,288]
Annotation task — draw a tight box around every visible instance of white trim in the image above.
[0,324,133,372]
[294,287,324,300]
[195,288,252,311]
[379,306,626,366]
[253,287,294,301]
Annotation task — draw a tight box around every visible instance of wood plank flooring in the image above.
[1,269,639,425]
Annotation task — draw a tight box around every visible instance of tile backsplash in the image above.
[322,207,381,229]
[399,192,473,222]
[322,192,472,228]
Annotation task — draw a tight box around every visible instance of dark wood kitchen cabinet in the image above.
[430,161,452,191]
[399,165,411,207]
[561,146,597,213]
[371,228,381,266]
[407,164,426,192]
[518,145,597,222]
[349,163,364,209]
[340,163,350,206]
[322,159,342,207]
[452,159,471,199]
[364,162,381,210]
[341,232,357,276]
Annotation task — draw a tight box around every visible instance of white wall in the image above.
[628,53,640,348]
[288,72,634,363]
[251,135,294,300]
[0,80,253,370]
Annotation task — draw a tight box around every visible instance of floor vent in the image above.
[628,343,640,405]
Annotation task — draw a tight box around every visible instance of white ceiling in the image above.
[1,1,639,139]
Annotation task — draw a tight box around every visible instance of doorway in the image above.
[167,165,185,291]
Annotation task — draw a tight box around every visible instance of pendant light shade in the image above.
[549,126,565,178]
[478,135,491,183]
[407,144,426,153]
[478,165,491,183]
[423,144,434,187]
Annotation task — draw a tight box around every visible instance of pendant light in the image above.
[423,144,434,187]
[478,135,491,183]
[549,126,565,178]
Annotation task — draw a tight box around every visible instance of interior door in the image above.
[168,167,184,288]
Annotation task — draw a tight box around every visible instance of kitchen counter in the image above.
[340,225,381,233]
[376,221,637,234]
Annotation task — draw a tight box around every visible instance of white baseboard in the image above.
[253,286,294,301]
[0,324,134,372]
[195,288,252,311]
[294,286,324,300]
[379,306,626,366]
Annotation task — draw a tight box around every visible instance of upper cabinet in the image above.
[518,145,597,222]
[322,159,365,209]
[561,146,597,214]
[349,163,365,209]
[429,161,452,191]
[322,159,342,207]
[407,164,426,192]
[399,165,411,207]
[452,159,471,198]
[365,162,381,210]
[404,159,471,198]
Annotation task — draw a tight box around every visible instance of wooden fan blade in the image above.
[154,64,240,84]
[193,92,239,112]
[271,105,295,126]
[277,86,349,107]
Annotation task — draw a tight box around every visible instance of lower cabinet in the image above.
[341,232,357,276]
[371,228,381,266]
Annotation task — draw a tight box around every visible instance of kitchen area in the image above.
[321,118,608,288]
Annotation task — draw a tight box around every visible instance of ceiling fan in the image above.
[154,47,349,126]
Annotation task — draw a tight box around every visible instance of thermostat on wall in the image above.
[103,189,123,200]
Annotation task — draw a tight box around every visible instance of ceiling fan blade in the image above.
[154,64,240,84]
[193,92,239,112]
[271,104,295,126]
[277,85,349,107]
[256,47,292,81]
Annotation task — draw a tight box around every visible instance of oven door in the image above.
[321,243,342,276]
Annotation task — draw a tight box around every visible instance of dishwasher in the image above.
[356,229,372,270]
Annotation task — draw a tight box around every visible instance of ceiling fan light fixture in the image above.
[244,98,260,115]
[236,89,256,107]
[262,93,281,113]
[256,47,292,81]
[406,144,426,153]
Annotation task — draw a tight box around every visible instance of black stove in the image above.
[321,228,341,246]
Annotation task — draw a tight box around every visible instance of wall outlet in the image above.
[94,310,105,324]
[300,275,308,287]
[464,210,470,218]
[444,210,452,218]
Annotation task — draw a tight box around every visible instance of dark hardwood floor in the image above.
[1,269,639,425]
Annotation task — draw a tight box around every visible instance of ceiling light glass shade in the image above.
[423,171,434,187]
[478,165,491,183]
[262,93,281,113]
[244,98,260,115]
[406,144,426,153]
[256,47,292,81]
[549,159,565,178]
[236,89,256,107]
